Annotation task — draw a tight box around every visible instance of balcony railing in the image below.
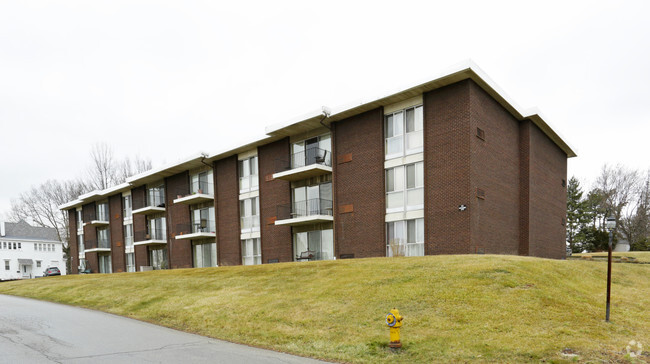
[190,180,212,195]
[147,190,166,208]
[276,198,333,220]
[98,238,110,250]
[275,148,332,172]
[134,228,167,242]
[174,221,216,240]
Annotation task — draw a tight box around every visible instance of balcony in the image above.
[83,213,109,227]
[173,181,214,205]
[133,229,167,246]
[275,198,334,226]
[273,148,332,181]
[83,239,111,253]
[132,190,166,215]
[175,220,216,240]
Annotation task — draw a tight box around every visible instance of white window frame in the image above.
[241,238,261,265]
[386,162,424,213]
[386,218,425,257]
[385,105,423,160]
[239,156,259,193]
[240,197,260,233]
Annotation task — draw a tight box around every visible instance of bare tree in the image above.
[593,164,640,230]
[88,143,117,190]
[88,143,152,189]
[10,179,89,272]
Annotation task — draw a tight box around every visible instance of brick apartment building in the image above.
[60,61,575,274]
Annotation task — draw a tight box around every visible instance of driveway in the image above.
[0,294,325,363]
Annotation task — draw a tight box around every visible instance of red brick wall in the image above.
[131,186,149,269]
[519,121,531,255]
[259,139,293,263]
[68,209,78,274]
[166,171,192,268]
[424,81,472,254]
[333,108,385,258]
[469,80,520,255]
[527,122,567,259]
[215,156,241,265]
[109,193,125,273]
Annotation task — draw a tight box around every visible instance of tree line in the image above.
[567,164,650,253]
[8,144,152,272]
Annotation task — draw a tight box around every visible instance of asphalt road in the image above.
[0,294,324,363]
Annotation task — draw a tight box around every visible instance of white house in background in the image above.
[0,220,65,280]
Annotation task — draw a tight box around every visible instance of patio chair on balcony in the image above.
[297,250,315,261]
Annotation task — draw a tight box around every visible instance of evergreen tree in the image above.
[566,177,592,252]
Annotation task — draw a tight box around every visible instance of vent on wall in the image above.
[562,179,566,187]
[476,188,486,200]
[476,127,485,140]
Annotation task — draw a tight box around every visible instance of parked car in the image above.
[43,267,61,276]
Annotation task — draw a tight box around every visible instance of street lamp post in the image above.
[605,216,616,322]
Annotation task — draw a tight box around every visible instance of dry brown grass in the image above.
[1,254,649,363]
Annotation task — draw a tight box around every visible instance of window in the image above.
[240,197,260,232]
[239,156,259,193]
[385,105,423,159]
[150,247,168,269]
[4,260,9,270]
[96,201,109,221]
[191,170,214,195]
[386,162,424,212]
[193,240,217,268]
[387,219,424,257]
[124,224,134,246]
[147,183,165,208]
[147,214,166,241]
[293,228,334,261]
[291,134,331,168]
[241,238,261,265]
[36,261,41,268]
[13,242,16,250]
[191,203,215,233]
[99,253,112,273]
[17,242,21,249]
[123,195,132,219]
[126,253,135,272]
[97,227,110,249]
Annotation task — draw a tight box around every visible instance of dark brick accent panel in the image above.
[68,209,78,274]
[81,202,98,274]
[424,81,472,254]
[215,156,241,265]
[166,171,192,269]
[333,108,385,258]
[109,194,125,272]
[259,139,293,263]
[469,80,520,255]
[527,122,567,259]
[132,186,149,269]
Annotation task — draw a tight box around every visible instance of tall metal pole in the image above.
[606,229,613,322]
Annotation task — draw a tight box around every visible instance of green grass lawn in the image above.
[1,254,649,363]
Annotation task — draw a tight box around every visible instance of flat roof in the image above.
[60,60,575,210]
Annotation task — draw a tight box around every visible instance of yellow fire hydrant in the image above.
[386,308,403,348]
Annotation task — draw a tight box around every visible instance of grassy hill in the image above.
[1,254,648,363]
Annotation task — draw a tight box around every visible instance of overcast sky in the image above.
[1,0,649,217]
